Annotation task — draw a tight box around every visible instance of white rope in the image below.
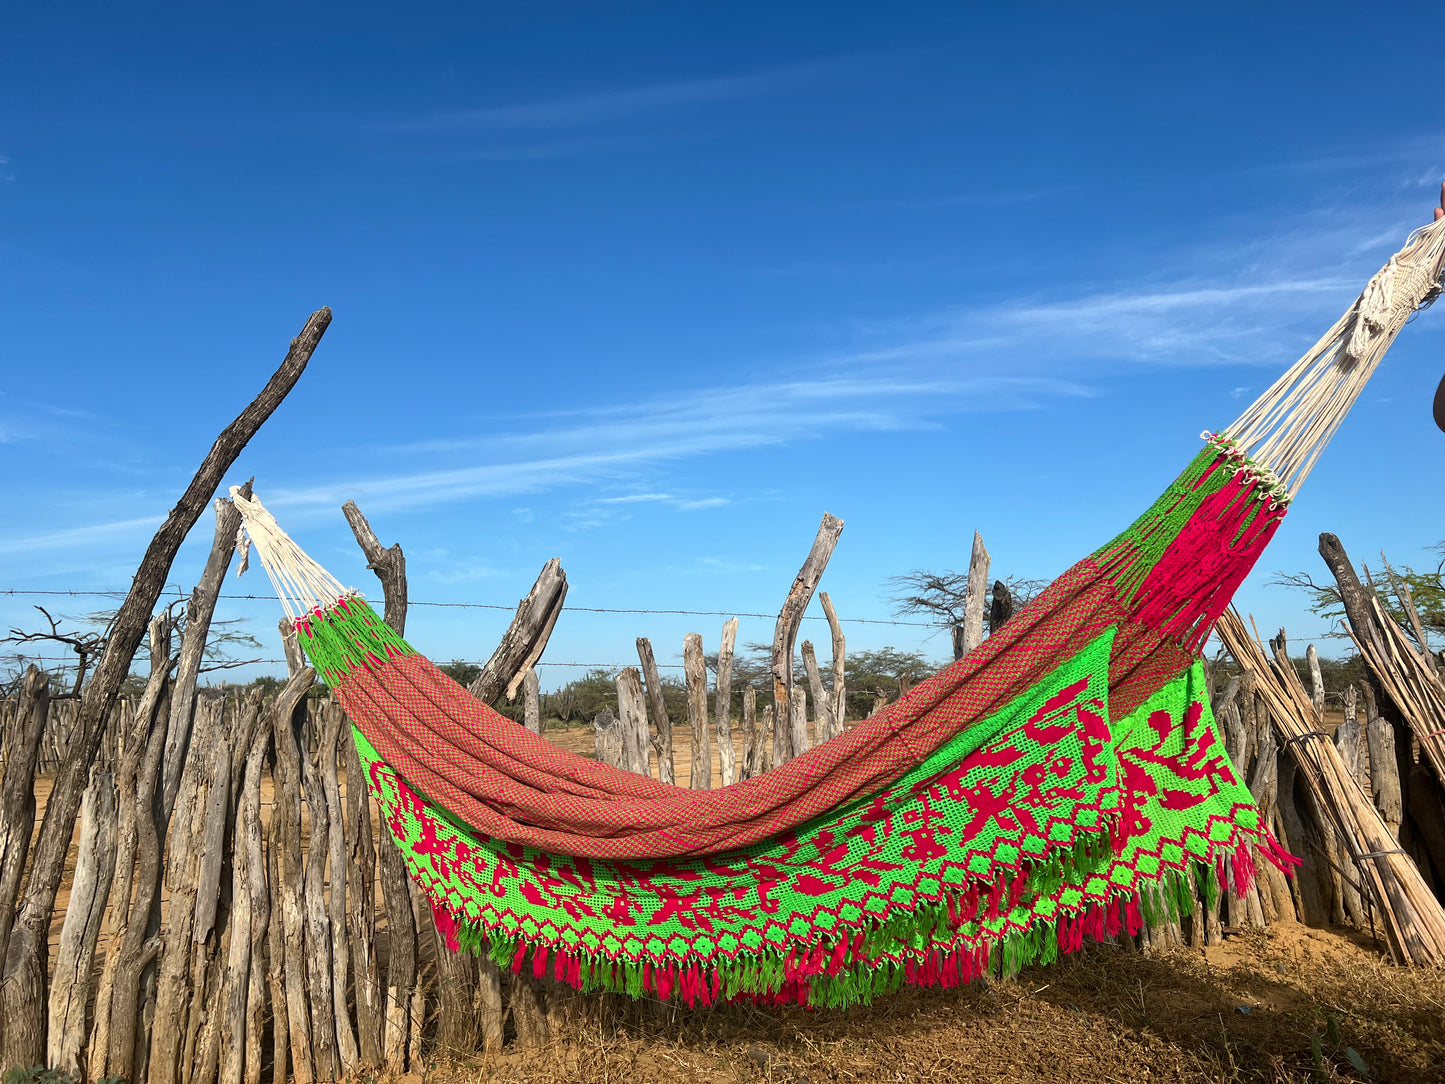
[1224,216,1445,499]
[229,487,354,620]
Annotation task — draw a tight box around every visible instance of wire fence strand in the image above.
[0,588,938,626]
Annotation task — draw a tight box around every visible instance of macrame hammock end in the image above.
[234,216,1445,1008]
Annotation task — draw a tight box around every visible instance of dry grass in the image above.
[421,924,1445,1084]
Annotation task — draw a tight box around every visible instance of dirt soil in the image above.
[425,925,1445,1084]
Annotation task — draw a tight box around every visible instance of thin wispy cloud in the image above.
[267,371,1087,516]
[445,137,629,161]
[396,57,856,133]
[0,515,162,555]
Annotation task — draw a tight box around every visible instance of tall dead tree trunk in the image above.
[2,309,329,1071]
[771,513,843,766]
[636,638,674,784]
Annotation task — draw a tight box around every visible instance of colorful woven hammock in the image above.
[235,216,1445,1009]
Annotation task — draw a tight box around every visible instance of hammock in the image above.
[235,216,1445,1009]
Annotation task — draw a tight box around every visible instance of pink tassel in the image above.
[656,964,674,1002]
[429,900,460,954]
[984,877,1006,920]
[1125,897,1143,937]
[532,944,549,980]
[1232,843,1256,897]
[510,942,528,974]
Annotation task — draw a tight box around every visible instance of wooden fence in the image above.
[4,500,1445,1082]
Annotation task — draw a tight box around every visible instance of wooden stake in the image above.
[961,532,990,655]
[684,633,710,788]
[801,640,830,749]
[636,638,674,785]
[270,634,317,1083]
[716,618,738,785]
[47,767,117,1077]
[740,687,758,780]
[615,668,652,777]
[342,725,384,1069]
[219,695,270,1084]
[771,513,843,765]
[321,700,361,1074]
[593,708,623,769]
[819,592,847,740]
[523,669,542,736]
[466,559,568,704]
[342,501,418,1073]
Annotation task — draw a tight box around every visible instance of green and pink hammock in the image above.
[234,217,1445,1009]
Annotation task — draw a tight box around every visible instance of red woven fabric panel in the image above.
[338,556,1188,860]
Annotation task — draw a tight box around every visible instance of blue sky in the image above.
[3,3,1444,687]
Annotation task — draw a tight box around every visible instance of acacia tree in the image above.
[1272,542,1445,653]
[1,604,264,698]
[886,569,1046,631]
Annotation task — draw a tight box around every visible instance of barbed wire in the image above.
[2,653,689,671]
[0,589,936,628]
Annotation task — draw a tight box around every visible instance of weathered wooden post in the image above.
[684,633,711,788]
[716,618,738,786]
[636,638,675,784]
[820,592,847,740]
[342,501,426,1070]
[616,668,651,777]
[772,514,843,765]
[961,532,990,655]
[47,767,117,1077]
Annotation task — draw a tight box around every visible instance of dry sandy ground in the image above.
[429,925,1445,1084]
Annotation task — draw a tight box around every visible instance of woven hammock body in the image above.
[238,217,1445,1008]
